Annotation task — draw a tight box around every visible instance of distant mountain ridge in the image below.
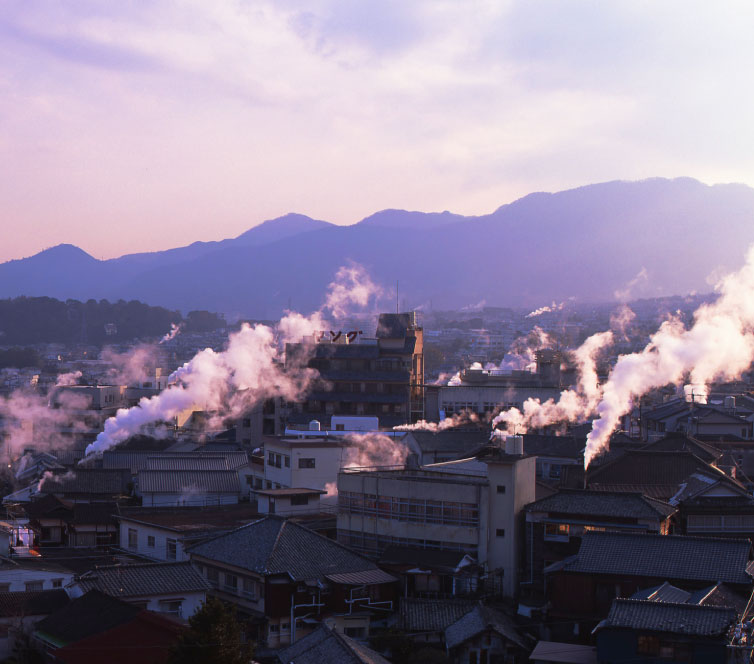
[2,178,753,317]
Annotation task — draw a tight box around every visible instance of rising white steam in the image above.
[527,301,565,318]
[100,344,158,386]
[84,264,382,458]
[160,323,183,344]
[490,330,614,435]
[55,370,82,386]
[340,433,409,468]
[324,263,383,318]
[584,245,754,467]
[614,266,649,302]
[394,411,479,432]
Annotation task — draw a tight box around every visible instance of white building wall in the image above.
[0,568,73,592]
[119,521,190,562]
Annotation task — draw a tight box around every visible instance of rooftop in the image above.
[277,624,391,664]
[76,561,211,598]
[117,503,261,533]
[525,489,676,520]
[601,599,737,637]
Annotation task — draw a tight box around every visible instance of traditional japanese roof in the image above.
[643,433,723,463]
[35,590,141,647]
[144,456,232,471]
[137,470,240,494]
[325,569,396,585]
[0,590,69,618]
[39,469,130,496]
[528,641,597,664]
[525,489,676,520]
[560,531,753,585]
[631,582,692,603]
[445,604,528,650]
[601,599,737,637]
[397,598,478,632]
[277,625,391,664]
[187,516,377,581]
[76,562,211,598]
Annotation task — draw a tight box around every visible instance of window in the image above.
[159,600,182,617]
[344,627,366,638]
[291,494,309,506]
[496,529,505,537]
[269,624,280,634]
[224,573,238,593]
[544,523,570,541]
[284,455,290,468]
[166,538,177,561]
[637,635,659,655]
[299,458,316,469]
[25,581,43,592]
[0,584,9,593]
[128,528,138,549]
[147,535,155,548]
[268,452,274,466]
[206,568,219,586]
[242,577,257,599]
[52,579,63,589]
[336,424,345,431]
[243,418,251,428]
[496,485,506,494]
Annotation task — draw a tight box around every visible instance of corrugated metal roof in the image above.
[138,470,240,494]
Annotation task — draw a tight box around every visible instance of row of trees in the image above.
[0,297,226,346]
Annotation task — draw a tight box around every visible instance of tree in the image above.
[167,597,253,664]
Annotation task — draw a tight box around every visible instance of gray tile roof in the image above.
[397,598,478,632]
[76,561,211,598]
[138,470,240,494]
[40,469,130,496]
[561,532,753,585]
[631,582,692,603]
[525,489,676,519]
[188,516,377,581]
[277,625,391,664]
[603,599,737,637]
[445,604,528,650]
[0,590,69,618]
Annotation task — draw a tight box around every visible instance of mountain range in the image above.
[2,177,754,318]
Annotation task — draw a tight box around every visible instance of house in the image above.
[188,515,397,648]
[379,546,481,599]
[277,624,392,664]
[36,469,131,502]
[23,496,118,548]
[0,590,69,660]
[593,599,737,663]
[136,470,241,506]
[337,443,536,597]
[0,557,75,593]
[529,640,597,664]
[546,531,753,636]
[33,589,184,664]
[253,488,327,516]
[117,503,262,562]
[395,597,480,646]
[521,434,585,486]
[524,490,677,590]
[444,603,530,664]
[71,561,210,619]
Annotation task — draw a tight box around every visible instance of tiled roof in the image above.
[103,450,249,473]
[138,470,240,494]
[525,489,676,519]
[445,604,527,650]
[188,516,377,581]
[145,456,233,471]
[325,569,396,585]
[118,504,260,532]
[76,562,211,598]
[0,590,69,618]
[644,433,723,463]
[40,469,130,496]
[35,590,141,646]
[603,599,737,637]
[397,598,478,632]
[561,532,753,585]
[529,641,597,664]
[587,450,713,487]
[277,625,391,664]
[631,582,692,603]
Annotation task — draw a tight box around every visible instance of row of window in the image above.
[198,564,258,600]
[266,453,316,470]
[338,528,477,557]
[339,491,479,526]
[127,528,177,560]
[306,401,405,416]
[0,579,63,592]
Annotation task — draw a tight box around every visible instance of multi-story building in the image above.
[285,312,424,430]
[336,438,535,597]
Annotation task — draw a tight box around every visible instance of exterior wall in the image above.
[119,521,190,562]
[140,492,239,507]
[595,628,728,664]
[0,568,72,592]
[255,494,321,516]
[439,385,561,415]
[190,555,265,616]
[264,439,346,490]
[336,471,486,559]
[486,457,536,596]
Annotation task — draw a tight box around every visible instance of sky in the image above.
[2,1,754,263]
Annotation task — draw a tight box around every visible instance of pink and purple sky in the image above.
[2,1,754,263]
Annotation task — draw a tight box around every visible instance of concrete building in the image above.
[336,438,536,597]
[285,312,424,430]
[434,350,563,421]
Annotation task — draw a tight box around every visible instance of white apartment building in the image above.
[336,438,535,597]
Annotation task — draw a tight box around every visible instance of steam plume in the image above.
[341,433,408,468]
[160,323,183,344]
[83,264,382,458]
[55,370,82,386]
[394,411,479,432]
[527,301,565,318]
[585,245,754,467]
